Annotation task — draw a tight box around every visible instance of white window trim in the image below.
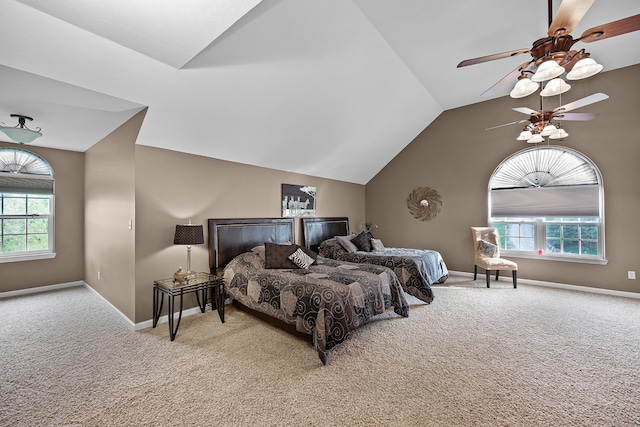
[0,148,55,262]
[489,146,606,264]
[0,251,56,263]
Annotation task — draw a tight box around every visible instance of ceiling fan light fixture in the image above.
[541,124,557,137]
[549,128,569,139]
[531,59,565,82]
[510,77,539,98]
[517,130,533,141]
[566,57,603,80]
[0,114,43,144]
[527,133,544,144]
[540,78,571,97]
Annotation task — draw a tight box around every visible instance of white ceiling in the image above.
[1,0,638,184]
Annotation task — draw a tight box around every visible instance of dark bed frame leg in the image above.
[512,270,518,288]
[474,265,478,280]
[485,270,490,288]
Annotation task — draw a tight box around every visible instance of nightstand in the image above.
[153,272,225,340]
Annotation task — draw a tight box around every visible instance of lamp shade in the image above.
[0,126,42,143]
[517,130,532,141]
[0,114,43,144]
[540,78,571,97]
[531,60,564,82]
[527,134,544,144]
[173,224,204,245]
[566,57,603,80]
[541,124,557,137]
[510,78,538,98]
[549,128,569,139]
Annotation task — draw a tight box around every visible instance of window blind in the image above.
[490,185,599,217]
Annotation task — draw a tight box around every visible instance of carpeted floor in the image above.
[1,275,639,426]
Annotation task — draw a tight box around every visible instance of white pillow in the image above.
[371,238,385,252]
[335,234,358,253]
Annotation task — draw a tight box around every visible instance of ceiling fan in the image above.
[457,0,640,98]
[486,92,608,142]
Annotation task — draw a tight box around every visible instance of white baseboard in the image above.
[449,270,640,300]
[0,281,84,299]
[1,281,207,331]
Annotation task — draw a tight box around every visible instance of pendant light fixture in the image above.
[0,114,43,144]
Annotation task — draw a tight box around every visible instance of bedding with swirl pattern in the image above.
[223,250,410,364]
[318,238,448,304]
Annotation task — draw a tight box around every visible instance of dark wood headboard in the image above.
[302,217,349,253]
[208,218,295,275]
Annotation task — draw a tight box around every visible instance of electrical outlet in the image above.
[98,271,101,280]
[628,271,636,280]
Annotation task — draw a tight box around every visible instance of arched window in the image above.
[0,148,55,262]
[489,146,606,264]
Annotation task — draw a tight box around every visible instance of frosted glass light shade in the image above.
[549,128,569,139]
[541,124,557,136]
[510,78,538,98]
[566,57,603,80]
[517,130,532,141]
[531,60,564,82]
[540,78,571,97]
[0,126,42,144]
[527,134,544,143]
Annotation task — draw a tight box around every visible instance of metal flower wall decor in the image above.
[407,186,442,221]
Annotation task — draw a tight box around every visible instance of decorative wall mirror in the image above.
[407,186,442,221]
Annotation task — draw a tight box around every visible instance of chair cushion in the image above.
[476,256,518,270]
[477,239,498,257]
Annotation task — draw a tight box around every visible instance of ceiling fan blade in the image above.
[512,107,539,115]
[457,48,530,68]
[579,14,640,43]
[548,0,595,36]
[553,112,595,121]
[481,61,534,97]
[485,119,529,131]
[555,92,609,112]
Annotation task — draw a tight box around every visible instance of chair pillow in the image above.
[477,239,498,257]
[288,248,316,269]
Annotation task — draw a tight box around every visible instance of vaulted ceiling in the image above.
[1,0,638,184]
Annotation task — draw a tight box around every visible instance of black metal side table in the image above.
[153,272,225,340]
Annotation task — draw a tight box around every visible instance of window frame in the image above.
[0,149,56,263]
[488,146,607,265]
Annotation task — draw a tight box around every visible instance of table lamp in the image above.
[173,221,204,273]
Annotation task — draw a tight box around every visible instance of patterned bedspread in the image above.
[223,250,409,364]
[318,239,449,303]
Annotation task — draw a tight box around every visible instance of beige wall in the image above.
[366,65,640,294]
[0,142,84,292]
[133,145,365,322]
[84,110,142,320]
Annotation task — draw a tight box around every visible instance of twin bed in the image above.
[302,217,448,303]
[208,217,448,364]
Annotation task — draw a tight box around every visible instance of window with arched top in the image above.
[489,146,606,264]
[0,148,55,262]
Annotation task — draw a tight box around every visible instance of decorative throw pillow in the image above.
[371,238,385,252]
[477,239,498,257]
[297,245,318,265]
[351,232,372,252]
[264,242,298,269]
[288,248,316,269]
[335,234,358,253]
